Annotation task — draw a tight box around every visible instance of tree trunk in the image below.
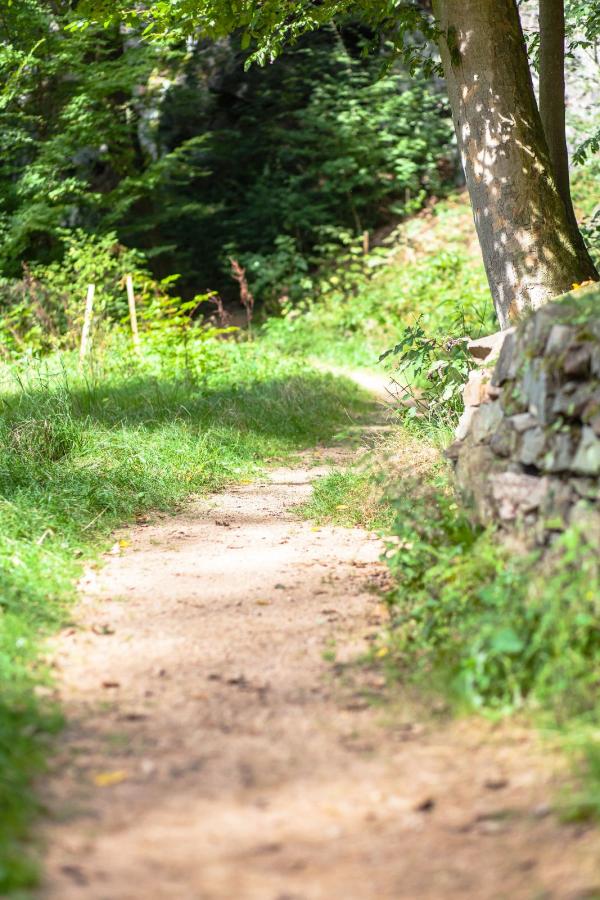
[538,0,596,270]
[432,0,598,328]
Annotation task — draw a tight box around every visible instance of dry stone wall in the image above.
[447,286,600,548]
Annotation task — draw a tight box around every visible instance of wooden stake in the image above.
[79,284,95,365]
[126,274,140,352]
[362,230,370,255]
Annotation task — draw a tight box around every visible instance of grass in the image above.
[299,470,394,531]
[0,338,370,893]
[261,195,493,369]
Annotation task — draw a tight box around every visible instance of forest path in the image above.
[38,388,600,900]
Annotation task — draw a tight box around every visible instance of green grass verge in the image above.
[0,339,370,893]
[299,470,394,531]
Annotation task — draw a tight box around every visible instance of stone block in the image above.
[545,323,573,356]
[517,427,546,467]
[589,414,600,438]
[572,478,599,501]
[572,426,600,476]
[508,412,540,433]
[472,400,504,444]
[564,344,592,378]
[455,405,476,442]
[522,360,550,422]
[489,420,517,458]
[582,390,600,424]
[455,443,500,525]
[467,328,515,363]
[552,383,595,418]
[540,478,575,523]
[462,369,488,407]
[543,431,575,473]
[489,472,549,521]
[491,329,518,386]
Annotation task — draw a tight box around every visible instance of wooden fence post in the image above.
[79,283,95,366]
[126,274,140,353]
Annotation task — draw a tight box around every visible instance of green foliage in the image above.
[384,473,600,717]
[0,5,455,308]
[380,316,475,426]
[0,231,154,355]
[300,470,394,530]
[262,199,492,369]
[153,39,455,301]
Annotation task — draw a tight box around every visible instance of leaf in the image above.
[489,627,524,655]
[93,770,129,787]
[119,539,130,549]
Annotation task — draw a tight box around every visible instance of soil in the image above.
[38,405,600,899]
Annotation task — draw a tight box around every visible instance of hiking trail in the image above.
[38,384,600,899]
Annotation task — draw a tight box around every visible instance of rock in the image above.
[508,413,540,433]
[451,299,600,549]
[462,369,489,407]
[564,344,592,378]
[572,427,600,475]
[490,420,517,458]
[589,414,600,438]
[582,390,600,424]
[455,405,476,442]
[522,302,567,354]
[572,478,599,501]
[518,427,546,467]
[543,432,575,473]
[468,328,515,363]
[540,479,575,524]
[552,384,594,418]
[491,330,518,386]
[472,401,504,444]
[445,440,462,462]
[522,360,550,423]
[545,324,573,356]
[455,443,500,525]
[490,472,549,521]
[501,383,529,416]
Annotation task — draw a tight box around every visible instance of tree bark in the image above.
[538,0,596,270]
[432,0,598,328]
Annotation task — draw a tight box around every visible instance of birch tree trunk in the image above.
[433,0,598,328]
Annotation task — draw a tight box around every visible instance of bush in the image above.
[384,472,600,717]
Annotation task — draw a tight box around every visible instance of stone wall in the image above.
[447,286,600,548]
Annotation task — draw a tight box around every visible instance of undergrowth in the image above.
[299,470,394,531]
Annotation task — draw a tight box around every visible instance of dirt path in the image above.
[39,426,600,899]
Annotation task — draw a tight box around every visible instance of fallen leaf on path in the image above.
[119,540,130,549]
[256,599,271,606]
[375,647,389,658]
[93,770,129,787]
[102,680,120,689]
